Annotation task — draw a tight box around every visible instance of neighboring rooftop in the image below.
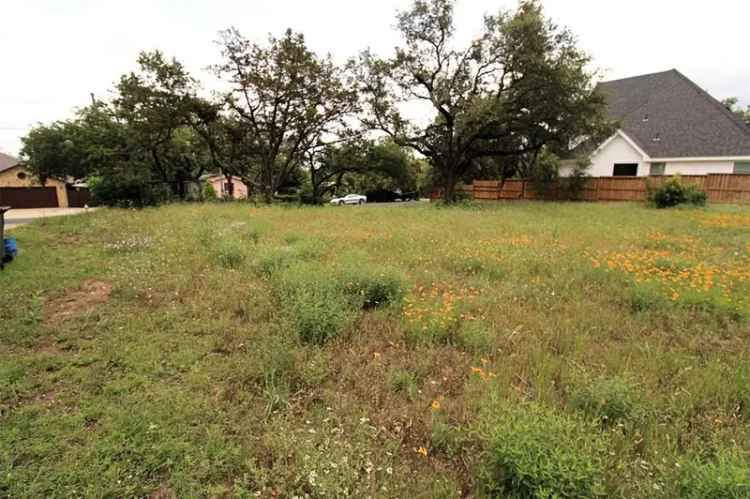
[598,69,750,158]
[0,152,20,173]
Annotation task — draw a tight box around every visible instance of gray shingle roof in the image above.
[0,152,20,173]
[598,69,750,158]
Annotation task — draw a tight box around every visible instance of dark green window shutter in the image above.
[650,163,666,176]
[734,162,750,174]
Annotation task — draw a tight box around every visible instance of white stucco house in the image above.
[562,70,750,177]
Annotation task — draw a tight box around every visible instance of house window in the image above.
[650,163,666,176]
[734,162,750,174]
[16,171,27,180]
[613,164,639,177]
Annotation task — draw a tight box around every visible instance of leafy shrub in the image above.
[629,282,669,313]
[648,176,708,208]
[275,263,355,345]
[678,452,750,498]
[214,239,246,269]
[285,287,354,345]
[339,264,405,309]
[561,156,592,201]
[270,259,402,345]
[89,173,172,207]
[202,181,218,201]
[571,376,641,425]
[481,404,608,499]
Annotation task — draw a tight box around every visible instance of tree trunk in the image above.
[442,166,458,203]
[225,174,235,198]
[261,185,274,204]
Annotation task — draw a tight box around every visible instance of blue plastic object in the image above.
[4,238,17,257]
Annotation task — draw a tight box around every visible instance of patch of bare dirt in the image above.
[36,335,64,355]
[149,485,177,499]
[44,279,112,325]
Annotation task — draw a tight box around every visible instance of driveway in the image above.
[3,207,95,230]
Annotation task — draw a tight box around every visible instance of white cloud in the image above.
[1,0,747,154]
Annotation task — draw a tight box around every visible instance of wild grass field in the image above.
[1,201,750,498]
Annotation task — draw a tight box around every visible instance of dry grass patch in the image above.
[43,279,112,325]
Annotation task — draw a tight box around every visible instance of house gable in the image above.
[588,130,649,177]
[597,69,750,159]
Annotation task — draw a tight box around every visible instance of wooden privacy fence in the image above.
[432,174,750,204]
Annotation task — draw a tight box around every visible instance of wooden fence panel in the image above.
[705,174,750,204]
[594,177,646,201]
[433,174,750,204]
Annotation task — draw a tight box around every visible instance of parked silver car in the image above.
[330,194,367,206]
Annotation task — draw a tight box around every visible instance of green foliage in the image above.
[359,0,613,202]
[481,404,608,498]
[570,376,641,425]
[3,186,750,496]
[431,420,462,456]
[678,452,750,499]
[216,28,358,203]
[456,322,493,353]
[563,156,592,201]
[309,139,421,204]
[628,282,670,313]
[389,368,419,399]
[274,263,355,345]
[202,181,218,200]
[20,120,90,182]
[88,172,172,208]
[213,239,246,269]
[338,263,405,309]
[253,239,324,277]
[722,97,750,127]
[526,149,561,196]
[648,176,708,208]
[271,257,403,344]
[22,52,223,206]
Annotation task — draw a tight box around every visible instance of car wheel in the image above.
[358,200,364,205]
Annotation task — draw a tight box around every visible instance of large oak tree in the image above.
[358,0,612,202]
[215,28,359,203]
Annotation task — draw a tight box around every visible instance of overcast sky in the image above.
[1,0,748,155]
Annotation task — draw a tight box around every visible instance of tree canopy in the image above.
[21,0,614,205]
[214,28,359,202]
[723,98,750,127]
[358,0,612,201]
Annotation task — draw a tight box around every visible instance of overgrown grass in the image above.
[1,201,750,497]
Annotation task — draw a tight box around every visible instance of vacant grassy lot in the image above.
[2,202,750,497]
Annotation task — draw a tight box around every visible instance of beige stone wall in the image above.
[0,166,68,207]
